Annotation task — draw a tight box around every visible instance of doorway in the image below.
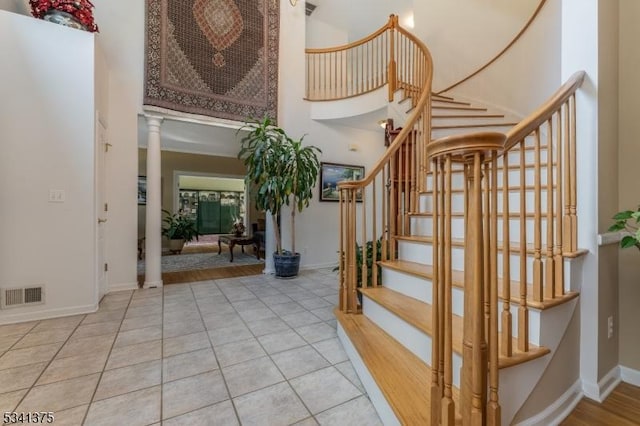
[176,174,247,235]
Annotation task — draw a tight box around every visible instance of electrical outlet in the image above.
[608,315,614,339]
[48,189,65,203]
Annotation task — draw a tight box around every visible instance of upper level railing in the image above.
[427,71,585,425]
[305,15,425,104]
[309,16,433,314]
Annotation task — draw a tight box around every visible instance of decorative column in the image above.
[144,115,164,288]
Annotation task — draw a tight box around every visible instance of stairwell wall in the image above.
[414,0,562,117]
[617,0,640,375]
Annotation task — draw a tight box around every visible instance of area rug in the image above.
[144,0,280,122]
[137,251,263,274]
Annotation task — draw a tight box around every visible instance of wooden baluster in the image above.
[554,110,565,296]
[563,101,571,253]
[348,189,358,313]
[484,162,491,342]
[382,164,389,264]
[372,180,379,287]
[518,140,529,352]
[569,95,578,252]
[488,153,501,426]
[533,129,543,302]
[390,153,397,260]
[545,119,556,300]
[431,158,441,425]
[361,188,367,291]
[410,129,417,219]
[501,152,513,357]
[438,159,446,393]
[404,138,410,234]
[468,152,487,425]
[442,155,455,426]
[339,189,345,312]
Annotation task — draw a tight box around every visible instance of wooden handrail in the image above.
[505,71,585,149]
[436,0,549,94]
[305,20,394,54]
[427,72,584,425]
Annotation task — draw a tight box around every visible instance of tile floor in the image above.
[0,269,382,426]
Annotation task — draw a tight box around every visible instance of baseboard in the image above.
[620,365,640,387]
[108,282,139,293]
[515,379,583,426]
[143,280,163,289]
[0,303,98,325]
[337,323,400,426]
[583,366,621,402]
[300,261,337,271]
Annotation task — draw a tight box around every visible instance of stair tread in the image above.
[431,99,472,106]
[432,105,489,111]
[335,308,433,425]
[432,114,506,119]
[432,122,519,130]
[380,259,580,310]
[359,286,551,368]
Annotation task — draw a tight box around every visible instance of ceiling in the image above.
[5,0,543,157]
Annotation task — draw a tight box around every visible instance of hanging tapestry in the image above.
[144,0,280,122]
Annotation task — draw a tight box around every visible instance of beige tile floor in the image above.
[0,269,382,426]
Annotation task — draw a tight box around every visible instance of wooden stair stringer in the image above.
[335,308,434,425]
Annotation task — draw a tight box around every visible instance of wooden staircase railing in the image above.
[309,16,433,314]
[305,15,426,103]
[426,71,585,425]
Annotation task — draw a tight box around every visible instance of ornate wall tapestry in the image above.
[144,0,280,122]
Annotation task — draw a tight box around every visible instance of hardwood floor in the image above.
[137,242,264,286]
[562,383,640,425]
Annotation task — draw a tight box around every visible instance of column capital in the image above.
[144,114,164,129]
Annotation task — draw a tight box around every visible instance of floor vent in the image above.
[1,286,45,309]
[305,2,317,16]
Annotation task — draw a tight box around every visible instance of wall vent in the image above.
[1,286,45,309]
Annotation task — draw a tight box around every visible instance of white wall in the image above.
[416,0,561,118]
[617,0,640,373]
[0,11,97,322]
[92,0,145,291]
[277,5,387,270]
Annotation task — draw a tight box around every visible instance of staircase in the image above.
[306,15,587,425]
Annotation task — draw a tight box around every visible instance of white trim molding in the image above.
[108,282,140,293]
[583,366,621,402]
[0,303,98,325]
[620,365,640,387]
[515,379,583,426]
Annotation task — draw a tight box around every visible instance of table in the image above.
[218,234,257,262]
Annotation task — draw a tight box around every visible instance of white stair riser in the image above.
[380,266,542,343]
[411,215,553,245]
[418,188,556,215]
[432,116,516,127]
[398,239,561,284]
[362,296,463,388]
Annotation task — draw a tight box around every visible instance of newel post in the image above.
[387,15,398,101]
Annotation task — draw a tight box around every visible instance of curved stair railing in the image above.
[427,71,585,425]
[305,16,434,314]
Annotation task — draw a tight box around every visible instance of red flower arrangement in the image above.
[29,0,99,32]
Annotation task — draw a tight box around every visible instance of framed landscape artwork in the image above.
[319,162,365,202]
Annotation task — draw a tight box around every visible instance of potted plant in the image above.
[238,117,321,277]
[162,209,199,254]
[608,206,640,251]
[29,0,99,32]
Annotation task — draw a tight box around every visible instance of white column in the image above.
[144,115,164,288]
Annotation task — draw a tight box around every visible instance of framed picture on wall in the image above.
[319,162,365,202]
[138,176,147,205]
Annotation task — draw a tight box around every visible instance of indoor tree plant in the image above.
[238,117,321,277]
[608,206,640,251]
[161,209,199,254]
